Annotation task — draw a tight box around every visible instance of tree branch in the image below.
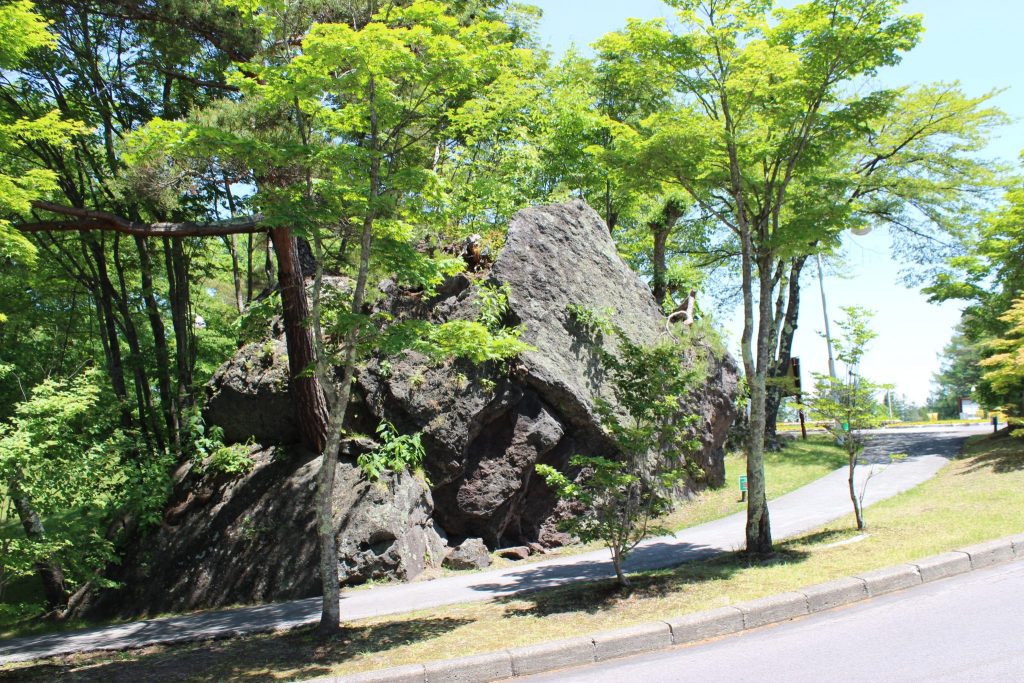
[22,201,266,237]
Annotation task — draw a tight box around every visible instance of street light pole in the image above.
[816,252,838,380]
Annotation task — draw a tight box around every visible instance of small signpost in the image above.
[789,357,807,440]
[739,475,748,502]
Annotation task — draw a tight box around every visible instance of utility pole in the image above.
[817,252,838,380]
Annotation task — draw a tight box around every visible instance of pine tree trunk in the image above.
[268,228,329,453]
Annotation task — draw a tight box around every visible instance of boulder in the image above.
[443,538,492,570]
[497,546,531,561]
[135,199,741,615]
[359,200,739,548]
[203,275,354,446]
[84,443,444,618]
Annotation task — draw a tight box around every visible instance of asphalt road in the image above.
[524,555,1024,682]
[0,425,989,664]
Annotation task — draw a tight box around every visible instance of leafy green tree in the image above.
[594,0,926,554]
[0,369,170,615]
[538,308,708,587]
[928,163,1024,415]
[803,307,889,529]
[104,0,538,634]
[928,324,985,419]
[979,299,1024,419]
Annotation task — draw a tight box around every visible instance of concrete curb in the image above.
[311,534,1023,683]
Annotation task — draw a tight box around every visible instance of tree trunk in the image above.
[268,227,329,453]
[222,174,245,313]
[848,453,865,530]
[612,549,629,587]
[227,234,243,313]
[165,238,195,414]
[136,236,179,449]
[112,236,161,453]
[744,252,775,556]
[246,233,254,305]
[84,234,132,428]
[315,74,380,636]
[651,226,669,307]
[765,257,807,447]
[12,492,67,614]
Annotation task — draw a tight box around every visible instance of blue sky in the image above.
[530,0,1023,405]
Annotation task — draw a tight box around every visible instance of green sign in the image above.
[739,475,748,492]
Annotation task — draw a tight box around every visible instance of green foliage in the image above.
[207,443,256,476]
[566,303,616,339]
[0,2,84,269]
[929,167,1024,416]
[358,421,426,483]
[536,455,679,576]
[928,324,985,418]
[477,282,513,332]
[0,370,169,593]
[538,306,708,585]
[980,298,1024,416]
[801,307,890,529]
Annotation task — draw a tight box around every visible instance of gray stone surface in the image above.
[423,651,513,683]
[493,201,739,486]
[443,538,492,570]
[510,637,596,677]
[736,592,809,629]
[960,538,1016,569]
[358,201,739,548]
[664,606,744,645]
[82,446,444,619]
[855,564,922,597]
[913,551,972,582]
[592,622,673,662]
[800,577,868,613]
[204,338,298,445]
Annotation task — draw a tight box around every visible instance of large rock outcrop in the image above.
[96,200,738,615]
[358,200,739,547]
[87,442,446,618]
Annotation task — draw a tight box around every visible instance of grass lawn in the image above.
[4,432,1021,681]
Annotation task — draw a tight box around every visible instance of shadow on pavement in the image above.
[0,615,472,682]
[494,546,811,619]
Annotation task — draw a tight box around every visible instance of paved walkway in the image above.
[0,425,988,665]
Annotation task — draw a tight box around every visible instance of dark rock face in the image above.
[204,339,298,445]
[359,200,739,548]
[86,444,444,618]
[492,200,669,427]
